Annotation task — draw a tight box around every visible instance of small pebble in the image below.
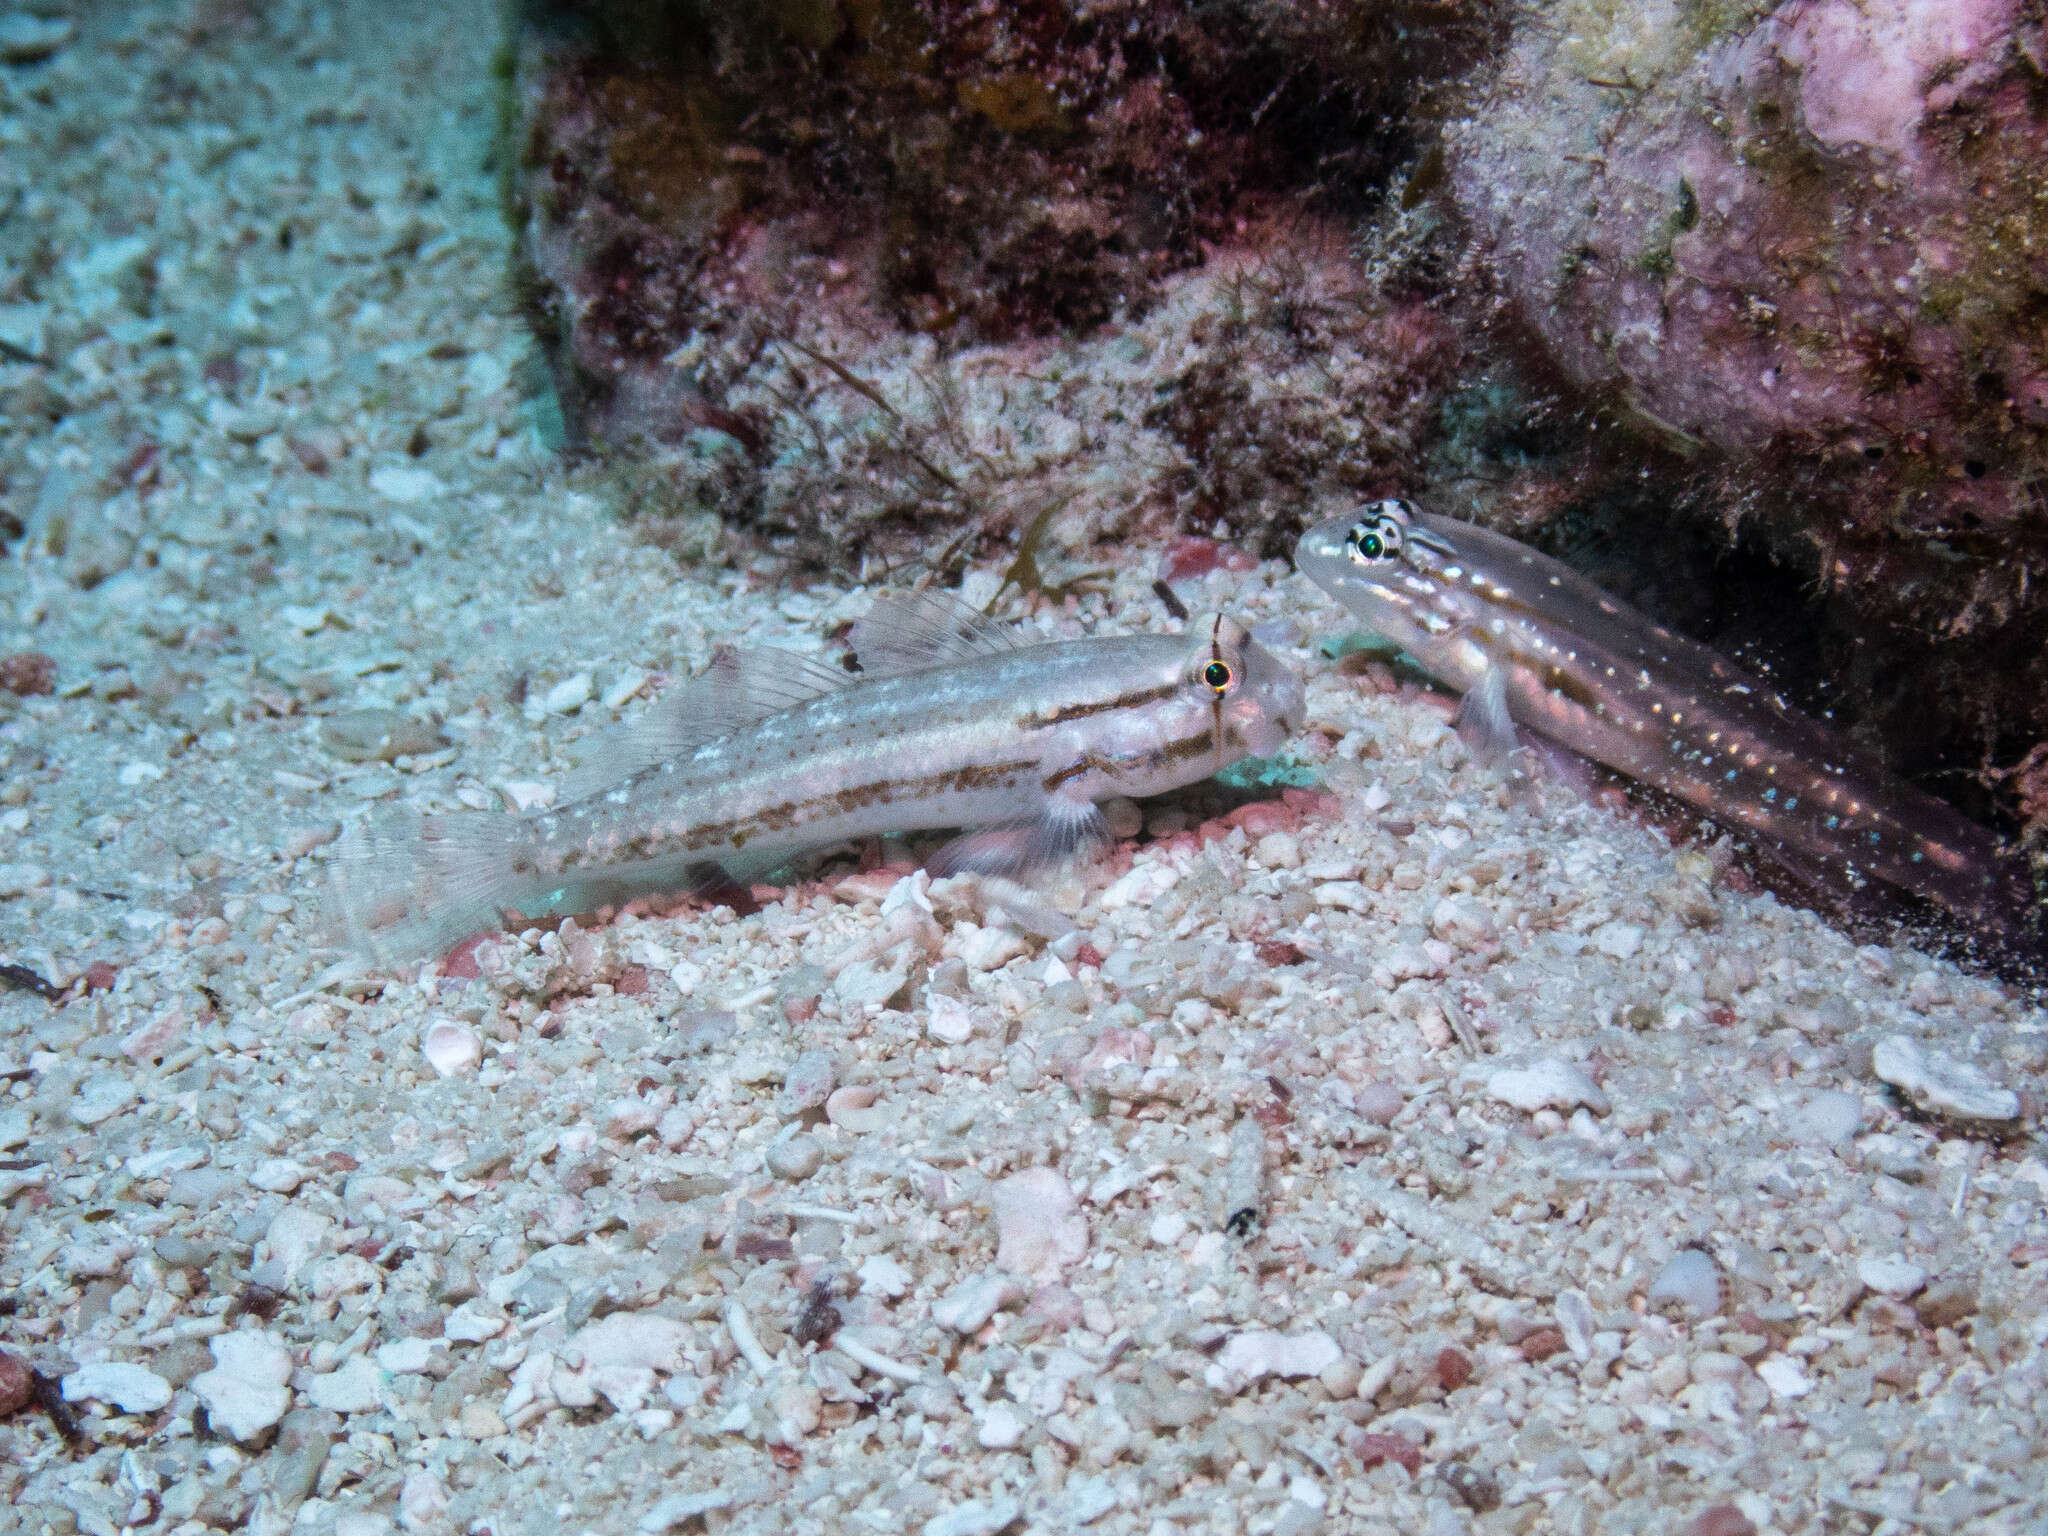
[1355,1081,1404,1126]
[0,13,73,62]
[1791,1089,1863,1149]
[933,1274,1024,1334]
[1646,1248,1723,1316]
[1857,1254,1928,1299]
[570,1312,692,1372]
[927,992,976,1043]
[71,1074,138,1127]
[765,1133,824,1181]
[640,1491,735,1533]
[857,1255,913,1299]
[306,1356,382,1415]
[249,1159,306,1194]
[543,672,593,714]
[0,1351,32,1415]
[1591,921,1644,960]
[1485,1060,1608,1116]
[990,1167,1088,1278]
[191,1330,294,1441]
[61,1362,172,1414]
[1206,1329,1343,1393]
[824,1084,887,1133]
[368,464,444,503]
[0,862,49,896]
[1872,1036,2020,1126]
[376,1337,440,1375]
[1755,1355,1814,1399]
[976,1400,1026,1449]
[923,1497,1022,1536]
[421,1020,483,1077]
[320,708,447,763]
[444,1300,508,1343]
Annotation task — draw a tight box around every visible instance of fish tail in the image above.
[323,812,535,966]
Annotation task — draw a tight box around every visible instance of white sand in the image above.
[2,4,2044,1535]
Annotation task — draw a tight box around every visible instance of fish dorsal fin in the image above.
[849,589,1023,676]
[563,646,852,799]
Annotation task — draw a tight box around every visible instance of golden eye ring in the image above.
[1203,659,1234,693]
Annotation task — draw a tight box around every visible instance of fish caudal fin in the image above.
[323,813,534,967]
[929,797,1107,879]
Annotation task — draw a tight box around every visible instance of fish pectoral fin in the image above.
[562,646,853,798]
[927,796,1107,879]
[1453,658,1520,766]
[849,588,1023,676]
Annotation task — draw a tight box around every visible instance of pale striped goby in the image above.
[327,589,1305,964]
[1296,498,2036,944]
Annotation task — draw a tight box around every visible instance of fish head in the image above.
[1183,613,1305,761]
[1295,499,1462,653]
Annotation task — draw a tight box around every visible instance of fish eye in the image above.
[1203,659,1234,692]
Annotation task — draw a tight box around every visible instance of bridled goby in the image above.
[1296,498,2035,943]
[328,588,1304,964]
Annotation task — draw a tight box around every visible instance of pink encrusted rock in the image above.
[1453,0,2048,522]
[990,1167,1088,1279]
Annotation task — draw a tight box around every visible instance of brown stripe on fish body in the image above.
[1028,683,1181,728]
[549,758,1042,871]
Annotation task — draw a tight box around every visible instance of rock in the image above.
[397,1468,451,1533]
[62,1362,173,1414]
[367,464,445,504]
[857,1254,913,1300]
[568,1312,691,1373]
[640,1490,736,1533]
[1355,1082,1404,1127]
[1206,1329,1344,1394]
[932,1274,1025,1335]
[264,1207,332,1286]
[1790,1090,1864,1149]
[823,1084,887,1134]
[1872,1036,2020,1126]
[0,1350,32,1414]
[1485,1060,1609,1116]
[1857,1254,1928,1299]
[1914,1276,1980,1329]
[543,672,593,714]
[990,1167,1089,1278]
[305,1356,383,1415]
[1591,921,1643,961]
[376,1338,441,1375]
[249,1159,306,1195]
[70,1073,137,1127]
[1646,1249,1723,1317]
[1430,895,1498,948]
[191,1331,294,1442]
[776,1051,839,1116]
[924,1498,1023,1536]
[0,13,74,62]
[421,1020,483,1078]
[926,992,976,1044]
[444,1301,508,1343]
[1755,1355,1815,1400]
[977,1400,1027,1449]
[0,862,49,896]
[319,708,447,764]
[835,944,918,1010]
[765,1133,824,1182]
